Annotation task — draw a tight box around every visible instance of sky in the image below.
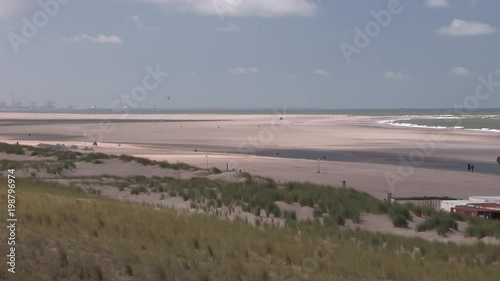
[0,0,499,109]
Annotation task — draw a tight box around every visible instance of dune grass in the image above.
[416,212,459,236]
[0,143,25,155]
[118,154,198,170]
[106,176,389,224]
[1,140,498,239]
[1,178,500,281]
[0,159,24,171]
[102,175,500,238]
[465,217,500,239]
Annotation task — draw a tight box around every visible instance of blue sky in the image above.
[0,0,499,109]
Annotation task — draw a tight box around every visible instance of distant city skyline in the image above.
[1,0,500,109]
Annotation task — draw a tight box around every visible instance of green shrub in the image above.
[266,203,281,218]
[210,167,223,174]
[0,160,24,170]
[82,153,111,162]
[390,204,412,221]
[131,186,148,195]
[56,151,79,161]
[136,157,154,166]
[416,213,458,236]
[335,214,346,226]
[465,222,500,239]
[118,155,135,162]
[0,142,24,155]
[313,208,323,218]
[450,212,465,221]
[413,207,423,217]
[284,211,297,221]
[392,215,408,228]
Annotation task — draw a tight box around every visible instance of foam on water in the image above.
[379,116,500,133]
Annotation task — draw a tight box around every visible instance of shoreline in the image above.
[379,115,500,133]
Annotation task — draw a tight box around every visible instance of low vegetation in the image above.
[1,142,498,239]
[1,142,500,280]
[117,153,198,170]
[416,212,459,236]
[90,174,499,240]
[1,179,500,281]
[0,142,197,176]
[0,142,25,155]
[105,175,389,225]
[465,217,500,239]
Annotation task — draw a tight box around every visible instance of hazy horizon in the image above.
[1,0,500,109]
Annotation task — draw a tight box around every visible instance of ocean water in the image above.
[3,107,500,116]
[385,115,500,132]
[3,107,500,132]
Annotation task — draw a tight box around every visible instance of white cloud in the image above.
[385,71,409,80]
[62,34,123,44]
[134,0,316,17]
[131,15,159,31]
[227,67,260,75]
[313,69,330,77]
[451,66,475,76]
[425,0,450,8]
[217,23,241,32]
[438,19,496,36]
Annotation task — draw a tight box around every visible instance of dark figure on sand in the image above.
[471,165,475,172]
[467,164,471,172]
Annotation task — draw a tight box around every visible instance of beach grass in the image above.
[1,141,497,239]
[101,175,499,239]
[2,178,500,281]
[0,142,25,155]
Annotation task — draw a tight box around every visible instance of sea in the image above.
[2,107,500,131]
[379,111,500,133]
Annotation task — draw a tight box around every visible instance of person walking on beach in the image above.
[467,164,471,172]
[471,165,475,173]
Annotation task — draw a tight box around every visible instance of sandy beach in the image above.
[1,112,499,199]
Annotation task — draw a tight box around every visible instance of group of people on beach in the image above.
[467,164,475,172]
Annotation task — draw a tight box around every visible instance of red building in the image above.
[451,206,500,220]
[467,203,500,211]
